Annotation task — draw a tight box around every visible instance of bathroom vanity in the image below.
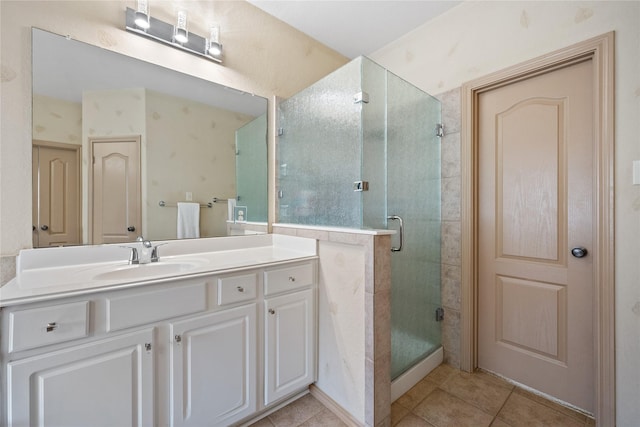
[0,234,317,426]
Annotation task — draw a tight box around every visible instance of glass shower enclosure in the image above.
[277,57,441,380]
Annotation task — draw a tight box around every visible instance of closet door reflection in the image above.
[32,141,81,248]
[91,137,141,244]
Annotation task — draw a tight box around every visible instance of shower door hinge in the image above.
[435,124,444,138]
[353,181,369,192]
[353,92,369,104]
[435,307,445,322]
[277,128,284,136]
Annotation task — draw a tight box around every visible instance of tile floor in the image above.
[250,364,594,427]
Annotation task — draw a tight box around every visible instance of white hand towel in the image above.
[177,202,200,239]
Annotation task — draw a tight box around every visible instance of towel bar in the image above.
[158,200,213,208]
[212,197,230,203]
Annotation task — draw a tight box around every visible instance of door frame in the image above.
[460,32,615,424]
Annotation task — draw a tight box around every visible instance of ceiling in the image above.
[247,0,462,59]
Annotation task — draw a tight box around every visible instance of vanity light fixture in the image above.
[134,0,150,29]
[125,6,223,63]
[207,24,222,57]
[173,11,188,44]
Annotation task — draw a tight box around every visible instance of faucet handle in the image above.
[118,245,139,264]
[150,243,168,262]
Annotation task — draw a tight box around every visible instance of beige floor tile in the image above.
[249,416,275,427]
[497,393,584,427]
[268,394,326,427]
[490,419,512,427]
[424,364,457,386]
[395,378,439,410]
[298,408,347,427]
[395,413,436,427]
[412,389,493,427]
[440,371,513,415]
[392,402,410,426]
[512,388,588,424]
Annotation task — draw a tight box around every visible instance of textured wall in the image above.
[0,0,347,276]
[371,1,640,422]
[32,95,82,145]
[145,90,252,239]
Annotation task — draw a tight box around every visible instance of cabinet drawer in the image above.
[9,301,90,353]
[264,263,314,296]
[106,281,207,332]
[217,273,257,306]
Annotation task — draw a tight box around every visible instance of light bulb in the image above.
[134,0,150,29]
[174,11,188,43]
[208,24,222,56]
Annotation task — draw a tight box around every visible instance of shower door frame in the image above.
[459,33,615,425]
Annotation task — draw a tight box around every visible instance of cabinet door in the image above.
[264,289,315,405]
[170,304,257,427]
[6,328,154,427]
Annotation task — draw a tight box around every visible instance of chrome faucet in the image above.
[134,236,164,263]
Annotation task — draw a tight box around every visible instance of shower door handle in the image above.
[387,215,404,252]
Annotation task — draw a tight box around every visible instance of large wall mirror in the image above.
[31,28,268,247]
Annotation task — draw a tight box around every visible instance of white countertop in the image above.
[0,235,317,307]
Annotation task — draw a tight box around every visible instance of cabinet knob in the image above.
[145,343,152,351]
[237,286,245,293]
[268,309,275,315]
[288,276,296,282]
[175,334,182,343]
[45,322,57,332]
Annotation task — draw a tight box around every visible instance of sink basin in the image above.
[92,261,202,281]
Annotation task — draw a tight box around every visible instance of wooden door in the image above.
[91,137,141,244]
[169,304,257,426]
[477,59,594,411]
[32,142,81,247]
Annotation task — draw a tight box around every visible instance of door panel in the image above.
[264,289,315,405]
[32,143,81,247]
[478,59,594,411]
[7,329,153,427]
[91,138,141,244]
[170,304,257,427]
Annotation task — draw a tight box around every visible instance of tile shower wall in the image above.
[437,88,461,368]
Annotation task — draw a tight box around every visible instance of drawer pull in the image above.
[268,309,275,315]
[288,276,296,282]
[145,343,152,351]
[45,322,58,332]
[237,286,245,293]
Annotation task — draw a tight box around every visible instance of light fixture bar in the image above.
[125,7,222,63]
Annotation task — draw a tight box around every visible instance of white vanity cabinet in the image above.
[1,257,317,427]
[169,303,257,426]
[5,328,155,426]
[264,263,316,405]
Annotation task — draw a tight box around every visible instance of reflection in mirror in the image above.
[31,28,268,247]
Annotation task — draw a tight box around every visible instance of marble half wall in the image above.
[273,225,392,427]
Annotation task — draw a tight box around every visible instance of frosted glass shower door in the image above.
[277,59,365,227]
[236,114,268,222]
[386,73,441,380]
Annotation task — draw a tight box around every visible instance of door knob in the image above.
[40,225,49,231]
[571,247,588,258]
[127,226,136,232]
